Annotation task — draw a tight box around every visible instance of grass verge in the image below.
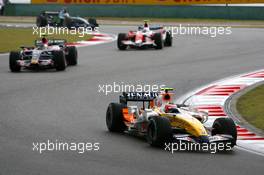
[0,27,92,53]
[237,84,264,131]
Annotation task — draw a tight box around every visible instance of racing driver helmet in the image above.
[41,37,48,48]
[155,88,175,108]
[143,20,150,32]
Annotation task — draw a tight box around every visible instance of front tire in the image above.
[153,33,163,50]
[106,103,126,132]
[9,51,21,72]
[53,51,66,71]
[147,116,172,147]
[212,118,237,147]
[66,46,78,66]
[164,31,172,47]
[117,33,128,50]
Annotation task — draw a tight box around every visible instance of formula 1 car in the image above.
[36,10,99,30]
[106,88,237,150]
[117,21,172,50]
[9,37,78,72]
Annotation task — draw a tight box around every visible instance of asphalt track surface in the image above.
[1,25,264,175]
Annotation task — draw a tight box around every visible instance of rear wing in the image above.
[42,11,59,15]
[35,39,66,47]
[138,25,163,31]
[20,46,35,50]
[119,92,159,105]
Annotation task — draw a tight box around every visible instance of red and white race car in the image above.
[117,21,173,50]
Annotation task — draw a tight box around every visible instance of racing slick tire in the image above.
[147,116,173,147]
[117,33,128,50]
[66,46,78,66]
[153,33,163,50]
[36,15,47,27]
[212,118,237,148]
[53,51,66,71]
[164,31,172,47]
[88,18,99,30]
[88,18,98,26]
[63,17,73,29]
[9,51,21,72]
[106,103,127,132]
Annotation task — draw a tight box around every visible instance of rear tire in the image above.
[88,18,99,28]
[106,103,126,132]
[212,118,237,147]
[153,33,163,50]
[53,51,66,71]
[9,51,21,72]
[66,46,78,66]
[117,33,128,50]
[147,116,172,147]
[63,17,73,29]
[36,15,47,27]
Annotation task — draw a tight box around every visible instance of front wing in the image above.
[172,134,234,144]
[122,40,156,47]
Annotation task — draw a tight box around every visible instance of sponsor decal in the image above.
[31,0,264,5]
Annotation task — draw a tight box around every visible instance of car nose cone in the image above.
[31,60,38,64]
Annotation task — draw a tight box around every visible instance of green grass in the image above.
[0,28,92,53]
[237,84,264,131]
[0,16,35,23]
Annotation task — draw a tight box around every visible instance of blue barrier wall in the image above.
[4,4,264,20]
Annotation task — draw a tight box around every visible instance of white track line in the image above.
[176,69,264,156]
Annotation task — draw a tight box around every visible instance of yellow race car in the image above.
[106,88,237,151]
